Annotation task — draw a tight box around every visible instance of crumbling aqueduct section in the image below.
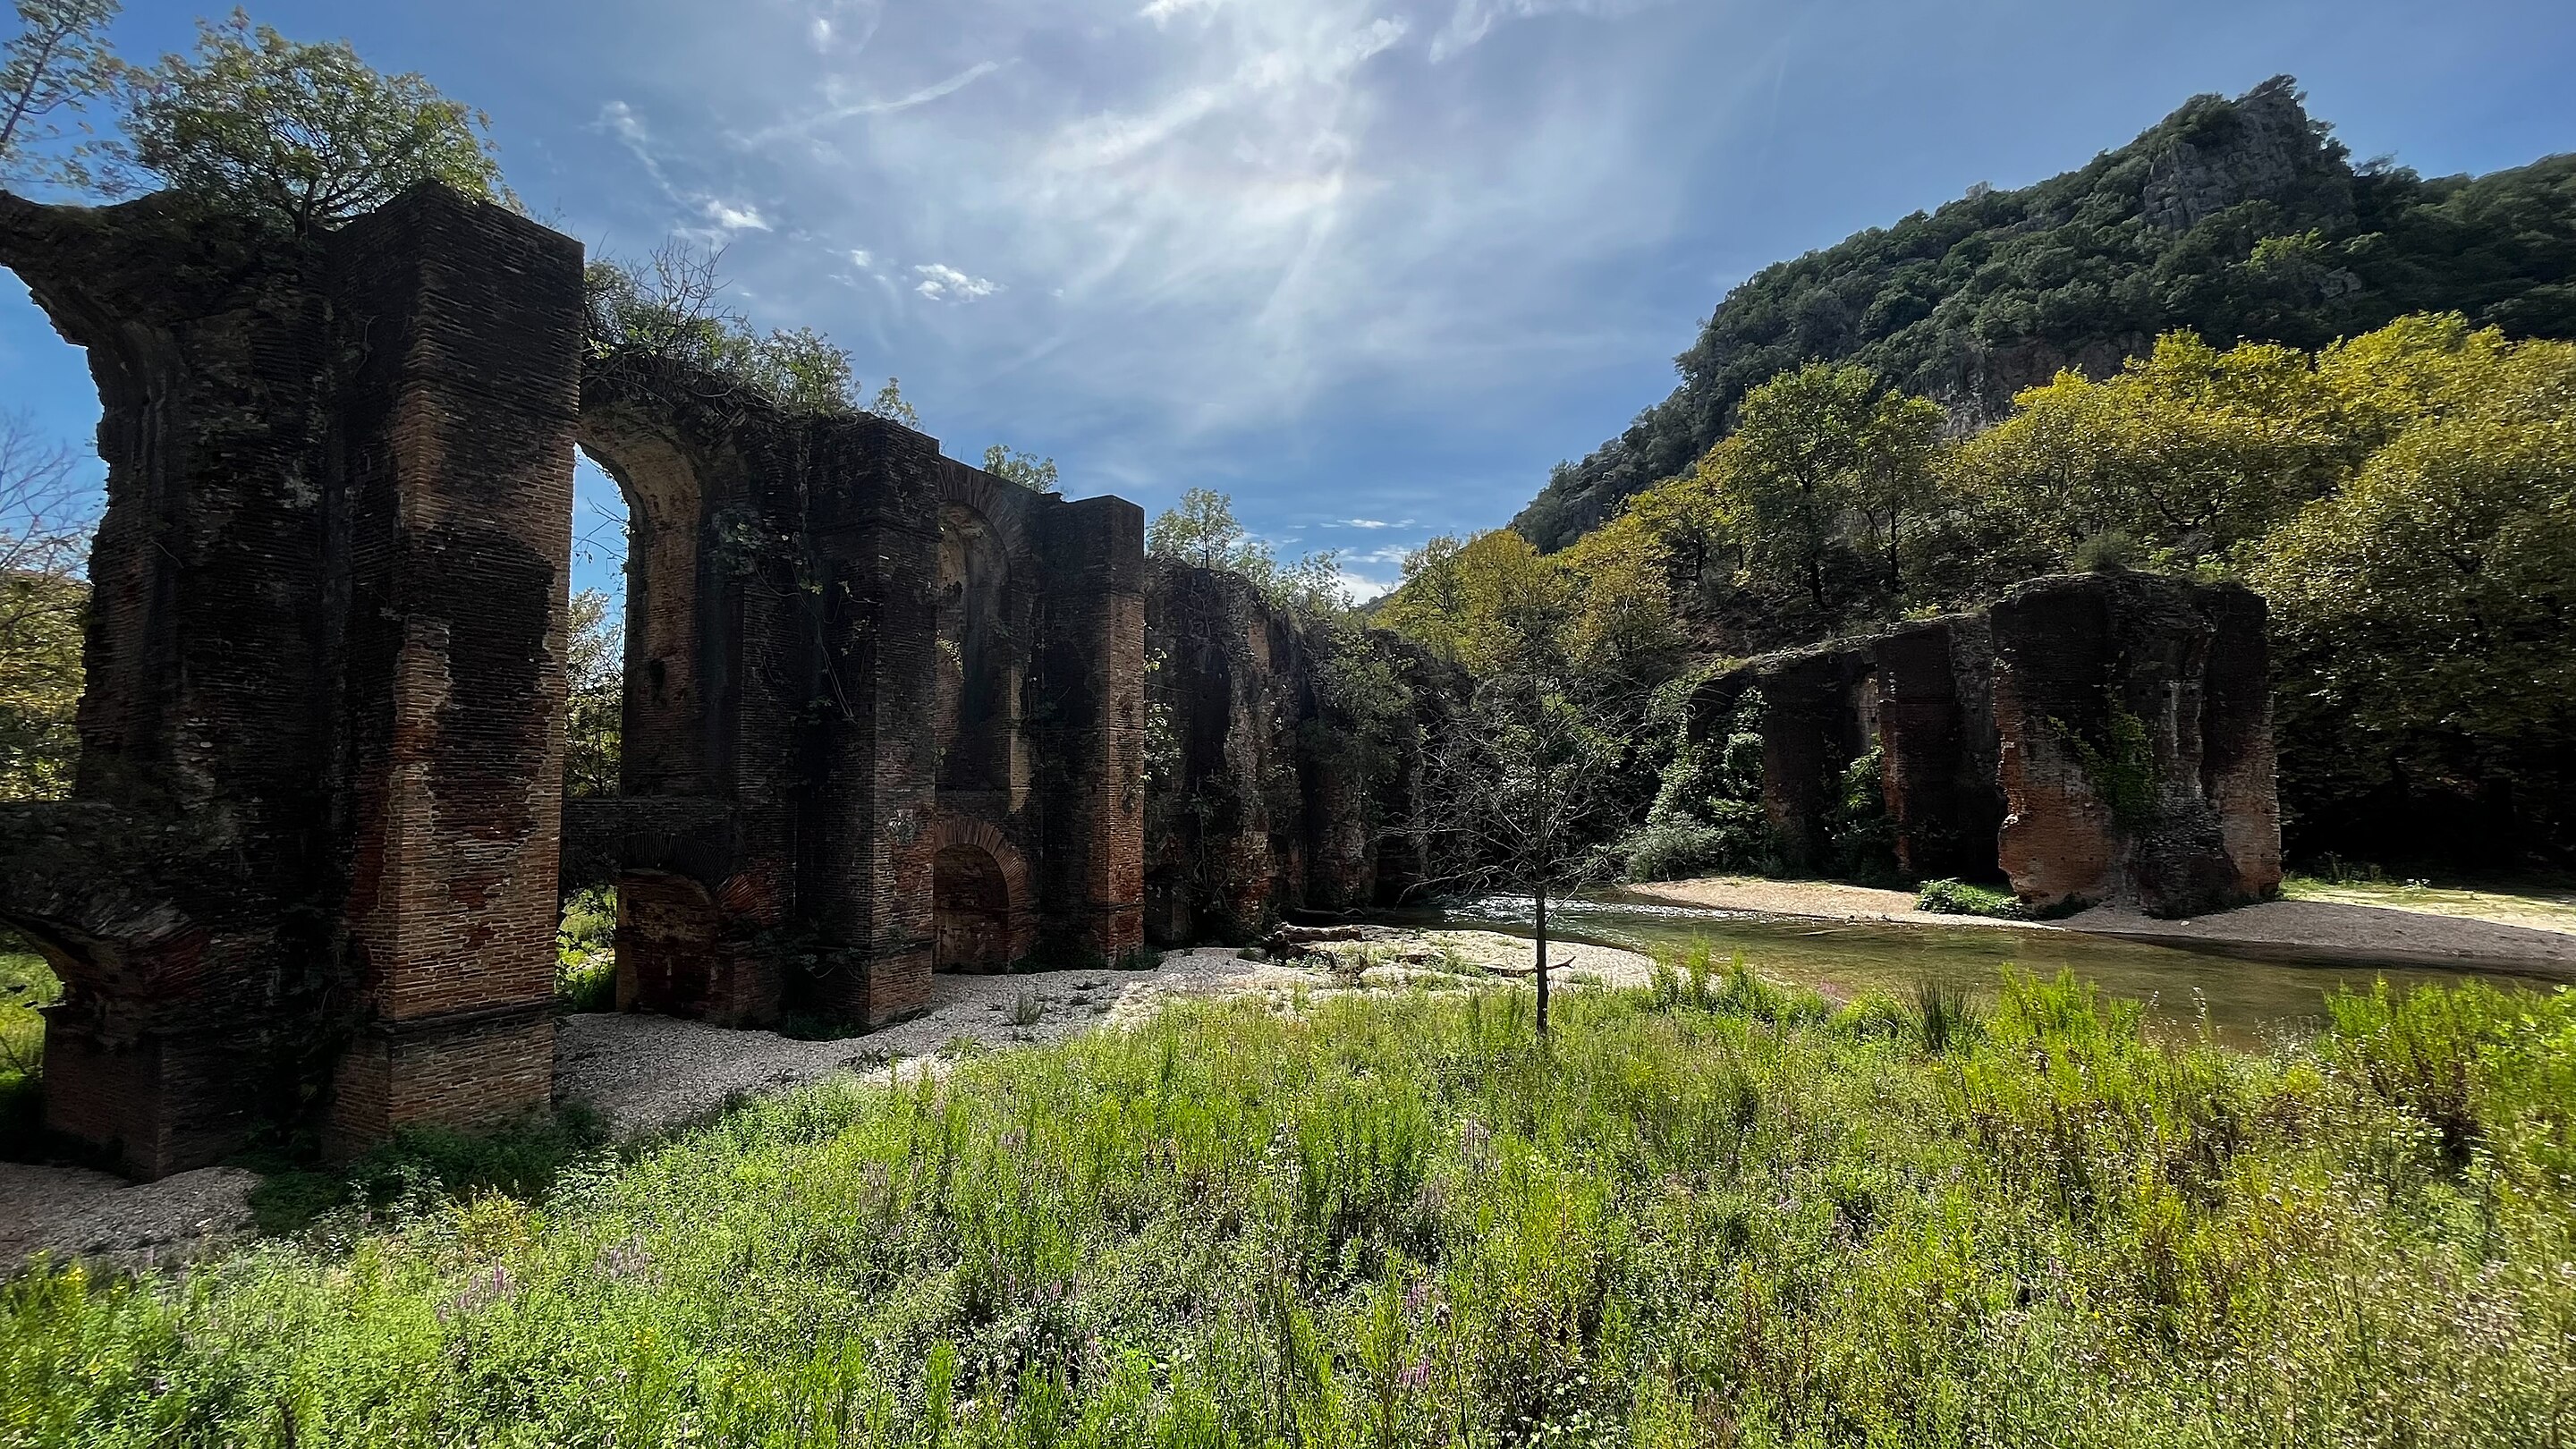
[0,186,1141,1178]
[0,184,2279,1181]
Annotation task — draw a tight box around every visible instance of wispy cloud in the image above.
[574,0,1721,538]
[749,61,1005,142]
[600,99,774,242]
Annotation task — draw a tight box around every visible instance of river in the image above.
[1360,891,2570,1044]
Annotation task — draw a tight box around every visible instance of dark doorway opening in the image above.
[933,843,1011,972]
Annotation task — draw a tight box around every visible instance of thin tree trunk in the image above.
[1534,881,1549,1039]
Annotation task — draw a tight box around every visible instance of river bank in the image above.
[1620,874,2576,977]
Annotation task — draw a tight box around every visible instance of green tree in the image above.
[2251,327,2576,854]
[1408,560,1621,1038]
[981,445,1059,495]
[1722,362,1943,622]
[1953,331,2346,567]
[0,413,89,801]
[563,588,621,798]
[587,245,912,420]
[1146,487,1250,571]
[116,10,507,229]
[0,0,121,188]
[1146,487,1346,617]
[863,377,918,428]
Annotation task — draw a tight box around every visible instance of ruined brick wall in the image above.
[0,186,579,1177]
[1142,562,1299,944]
[1676,572,2281,916]
[572,373,1146,1012]
[0,182,1163,1178]
[1141,562,1436,943]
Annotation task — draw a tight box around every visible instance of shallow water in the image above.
[1364,892,2571,1045]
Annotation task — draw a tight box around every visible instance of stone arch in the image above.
[936,462,1037,572]
[926,817,1034,971]
[612,869,719,1014]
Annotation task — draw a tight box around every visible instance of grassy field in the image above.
[4,956,2574,1446]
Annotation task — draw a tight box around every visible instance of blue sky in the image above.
[4,0,2573,603]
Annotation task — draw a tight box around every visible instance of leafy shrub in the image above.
[2063,702,2161,829]
[555,886,616,1013]
[1630,688,1775,880]
[1914,877,2029,918]
[1619,818,1729,882]
[248,1105,614,1236]
[1825,746,1897,881]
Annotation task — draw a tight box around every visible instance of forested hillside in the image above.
[1513,76,2576,550]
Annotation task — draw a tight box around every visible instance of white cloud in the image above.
[915,263,1003,301]
[704,200,772,232]
[1339,516,1412,529]
[848,248,877,269]
[1338,569,1396,603]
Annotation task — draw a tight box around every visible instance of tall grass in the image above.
[4,970,2574,1446]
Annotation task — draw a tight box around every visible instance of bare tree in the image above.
[1402,567,1630,1039]
[0,411,95,799]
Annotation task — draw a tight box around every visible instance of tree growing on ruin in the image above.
[1147,487,1348,619]
[586,244,917,421]
[0,0,122,189]
[113,11,508,229]
[982,445,1059,495]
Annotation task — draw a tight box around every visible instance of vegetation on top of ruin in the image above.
[6,966,2574,1443]
[1511,77,2576,551]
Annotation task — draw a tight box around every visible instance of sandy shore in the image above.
[1623,875,2576,977]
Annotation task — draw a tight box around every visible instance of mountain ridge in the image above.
[1510,76,2576,551]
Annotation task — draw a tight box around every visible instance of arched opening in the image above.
[3,270,108,1135]
[933,843,1012,971]
[556,425,709,1013]
[0,269,105,806]
[936,502,1014,792]
[570,430,707,799]
[564,447,631,799]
